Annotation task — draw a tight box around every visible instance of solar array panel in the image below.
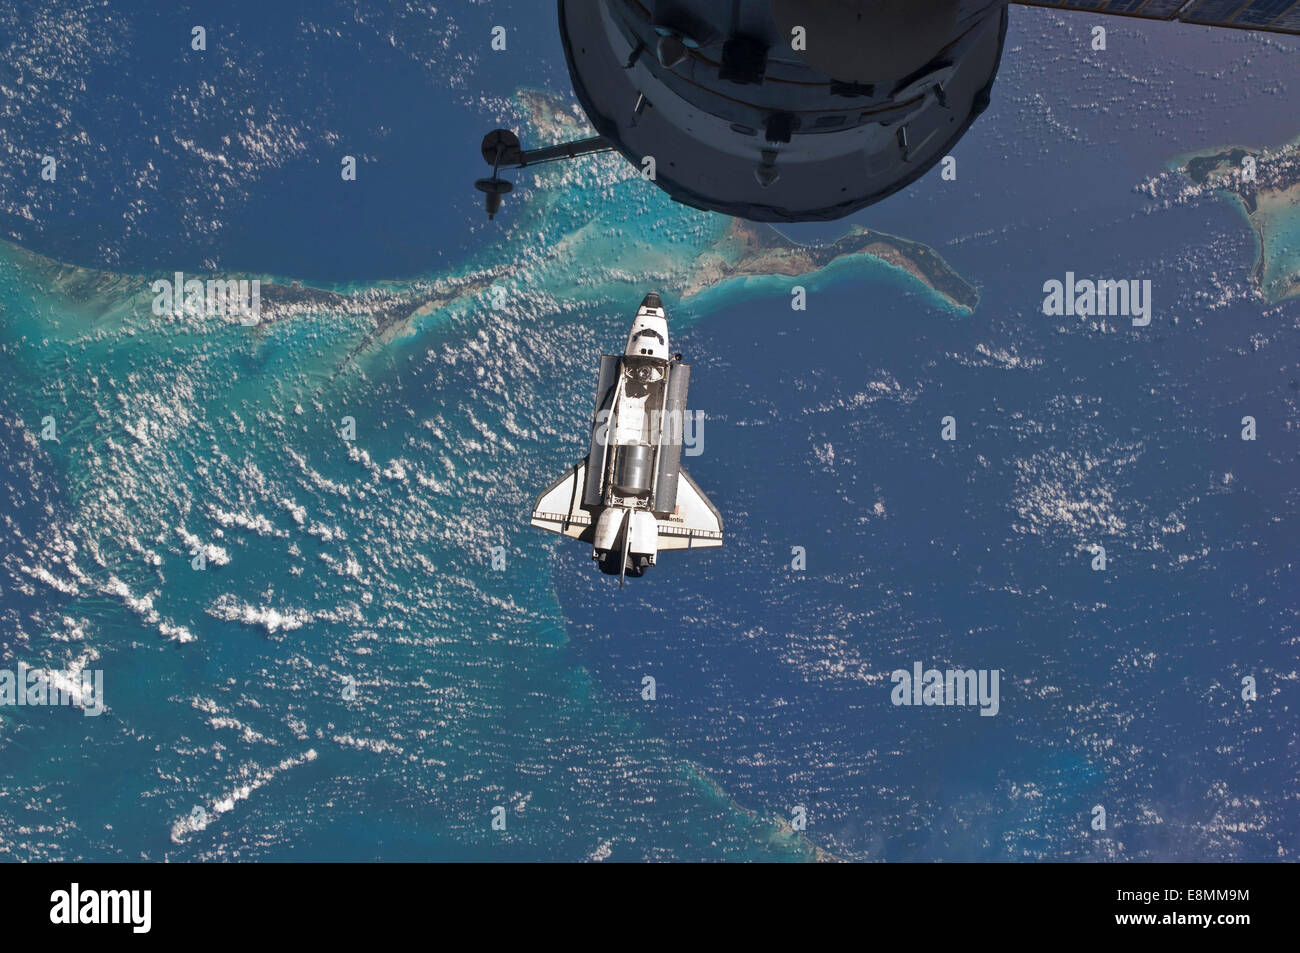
[1012,0,1300,34]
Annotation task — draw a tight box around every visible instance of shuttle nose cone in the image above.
[640,291,663,310]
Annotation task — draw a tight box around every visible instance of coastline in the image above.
[1170,135,1300,304]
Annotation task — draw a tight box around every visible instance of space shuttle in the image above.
[531,292,723,584]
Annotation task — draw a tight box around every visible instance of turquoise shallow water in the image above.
[1163,134,1300,304]
[0,165,836,859]
[1260,190,1300,301]
[1,5,1298,862]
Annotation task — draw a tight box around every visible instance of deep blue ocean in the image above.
[0,2,1296,860]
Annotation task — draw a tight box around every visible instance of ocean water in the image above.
[0,4,1297,861]
[0,0,569,280]
[558,179,1298,861]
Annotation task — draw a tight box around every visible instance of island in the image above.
[3,86,980,394]
[689,217,980,311]
[1174,139,1300,303]
[511,86,978,308]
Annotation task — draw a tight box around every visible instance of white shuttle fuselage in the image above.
[531,292,723,584]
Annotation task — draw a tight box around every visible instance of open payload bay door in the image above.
[531,459,595,542]
[655,469,723,550]
[1011,1,1300,35]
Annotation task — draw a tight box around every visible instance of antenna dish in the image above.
[474,177,514,219]
[480,129,523,167]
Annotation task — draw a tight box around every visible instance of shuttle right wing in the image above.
[655,468,723,550]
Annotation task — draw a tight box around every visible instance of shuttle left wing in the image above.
[531,458,595,541]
